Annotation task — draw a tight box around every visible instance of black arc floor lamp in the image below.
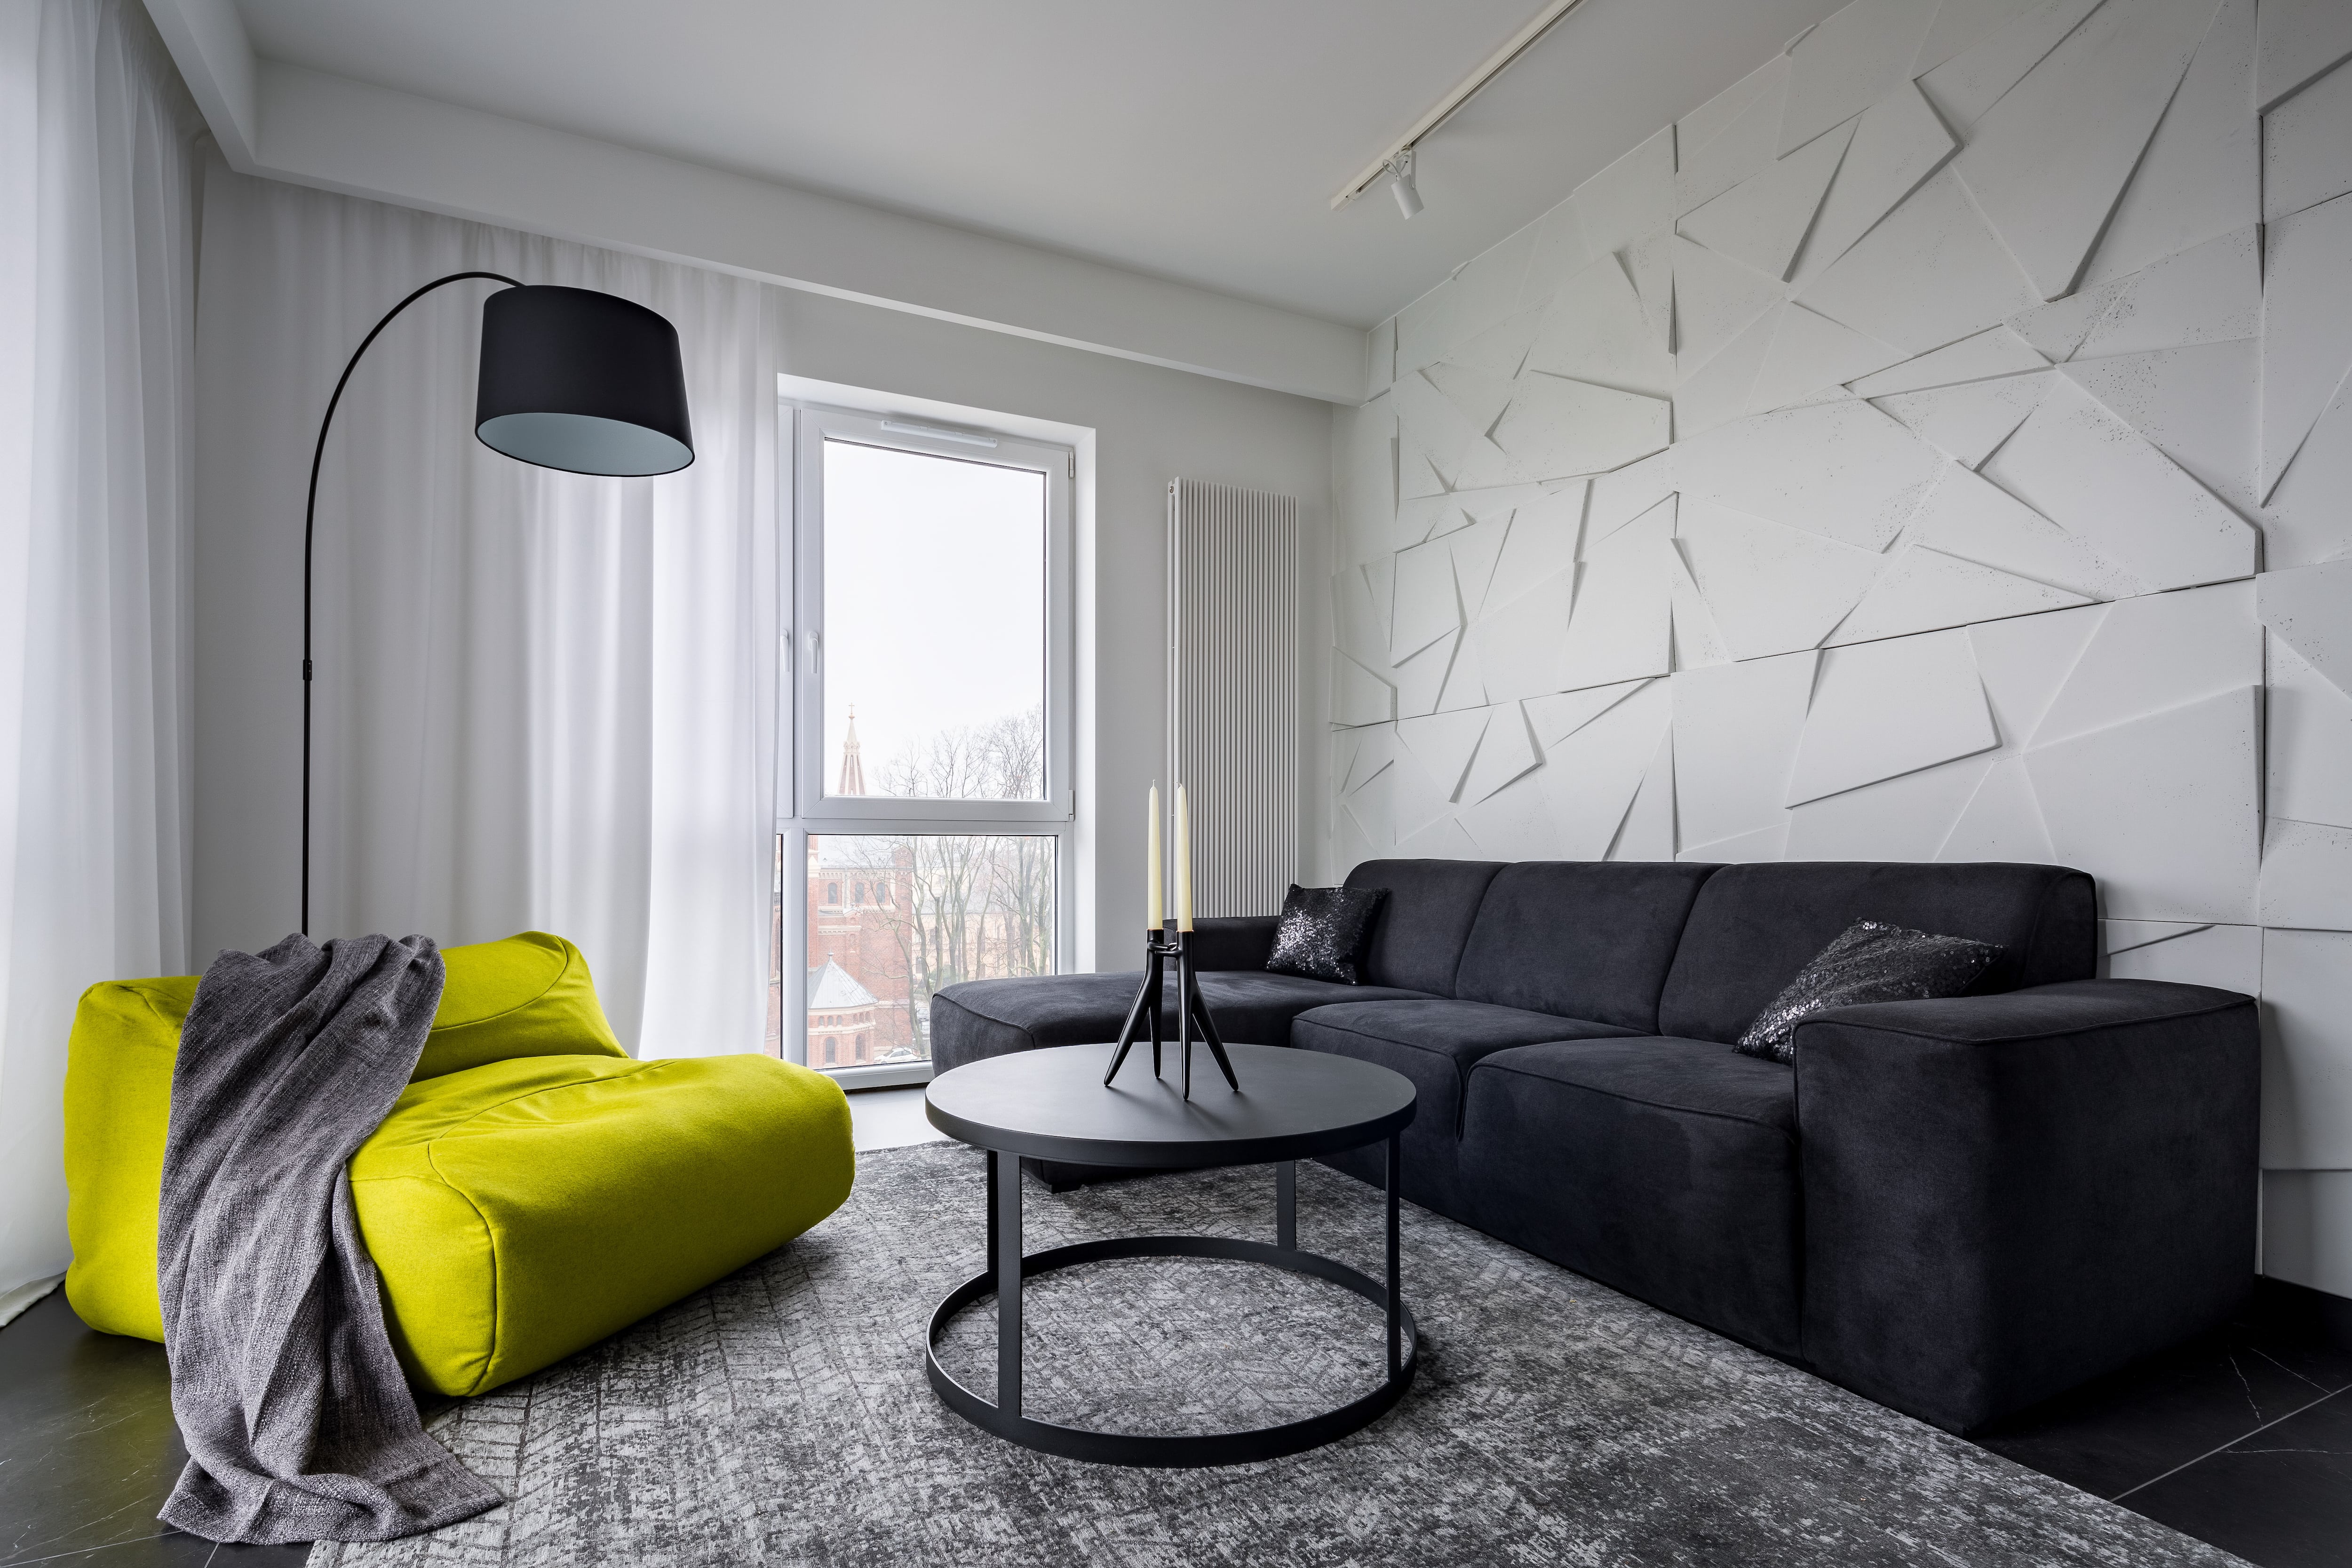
[300,277,695,935]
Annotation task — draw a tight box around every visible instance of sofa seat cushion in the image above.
[1460,1037,1803,1358]
[351,1053,851,1397]
[1293,1000,1637,1218]
[929,971,1432,1072]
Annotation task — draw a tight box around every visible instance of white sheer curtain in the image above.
[0,0,200,1302]
[191,168,780,1059]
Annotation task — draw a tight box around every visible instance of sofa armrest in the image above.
[1794,979,2258,1433]
[1186,915,1280,971]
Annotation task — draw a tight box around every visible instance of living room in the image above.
[2,0,2347,1563]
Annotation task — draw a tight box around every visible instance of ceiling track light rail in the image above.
[1331,0,1592,218]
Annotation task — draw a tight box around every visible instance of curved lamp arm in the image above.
[301,271,519,936]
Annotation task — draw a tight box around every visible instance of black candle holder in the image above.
[1103,926,1239,1098]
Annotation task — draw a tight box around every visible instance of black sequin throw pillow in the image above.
[1264,884,1387,986]
[1735,919,2002,1064]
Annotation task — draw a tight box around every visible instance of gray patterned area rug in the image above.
[312,1144,2241,1568]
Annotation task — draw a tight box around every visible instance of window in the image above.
[769,403,1074,1086]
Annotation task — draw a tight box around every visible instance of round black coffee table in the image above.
[922,1041,1418,1467]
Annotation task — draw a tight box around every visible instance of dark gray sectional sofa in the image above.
[930,858,2260,1434]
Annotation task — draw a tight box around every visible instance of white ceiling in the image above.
[230,0,1847,329]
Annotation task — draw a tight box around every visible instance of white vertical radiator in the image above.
[1168,478,1298,918]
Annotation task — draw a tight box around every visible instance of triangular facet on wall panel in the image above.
[1392,629,1457,718]
[1436,307,1545,382]
[1543,680,1674,859]
[1797,171,2046,353]
[1746,304,1906,414]
[1913,0,2049,77]
[1395,225,1536,374]
[1626,232,1676,347]
[1673,306,1780,437]
[1343,723,1399,796]
[2255,0,2352,112]
[1672,651,1818,848]
[2060,341,2257,509]
[1490,482,1584,588]
[1981,378,2257,591]
[1436,627,1491,712]
[1677,54,1793,216]
[1461,702,1542,804]
[1524,254,1675,398]
[1967,598,2107,746]
[1788,629,1999,804]
[2260,194,2352,501]
[1609,729,1678,860]
[1788,82,1958,289]
[1469,569,1575,704]
[2076,226,2260,359]
[1678,122,1855,282]
[1520,199,1597,312]
[1335,653,1398,727]
[2031,579,2259,746]
[2258,559,2352,700]
[1389,534,1462,662]
[2265,56,2352,223]
[1396,814,1481,860]
[1916,0,2106,134]
[1490,374,1672,481]
[1778,0,1940,155]
[1788,752,1995,860]
[1667,542,1736,670]
[1558,506,1674,691]
[2110,922,2261,990]
[1676,496,1888,660]
[1827,542,2090,644]
[1910,461,2145,601]
[1528,677,1648,747]
[2025,685,2261,922]
[2263,374,2352,571]
[1673,397,1945,551]
[1398,708,1491,802]
[2267,637,2352,831]
[2009,283,2125,361]
[1334,563,1389,670]
[1587,451,1674,545]
[1423,359,1518,434]
[1871,371,2049,466]
[1577,127,1677,259]
[2081,0,2256,287]
[1952,0,2221,302]
[1677,820,1794,864]
[1448,512,1513,618]
[1848,326,2050,397]
[2104,919,2215,957]
[1938,756,2059,861]
[1456,769,1563,861]
[1672,237,1788,374]
[2260,817,2352,930]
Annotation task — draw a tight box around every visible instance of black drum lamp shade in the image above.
[475,284,694,477]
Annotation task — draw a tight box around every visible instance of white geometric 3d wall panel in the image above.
[1334,0,2352,1297]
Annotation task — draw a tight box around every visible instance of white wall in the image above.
[188,192,1334,989]
[1330,0,2352,1297]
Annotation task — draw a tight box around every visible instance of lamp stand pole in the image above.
[299,271,519,937]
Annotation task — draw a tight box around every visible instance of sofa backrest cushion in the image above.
[1341,859,1506,996]
[1453,862,1720,1031]
[1657,862,2097,1044]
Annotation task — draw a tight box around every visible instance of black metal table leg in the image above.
[985,1148,1000,1277]
[1276,1160,1297,1250]
[996,1148,1022,1416]
[1385,1132,1402,1377]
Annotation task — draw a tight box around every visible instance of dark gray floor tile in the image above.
[1,1532,215,1567]
[0,1294,186,1568]
[2120,1389,2352,1568]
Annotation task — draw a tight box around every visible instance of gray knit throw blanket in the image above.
[158,933,503,1544]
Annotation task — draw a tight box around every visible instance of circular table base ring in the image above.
[925,1233,1418,1467]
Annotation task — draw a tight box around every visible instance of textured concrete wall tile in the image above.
[1670,653,1816,848]
[2254,0,2352,113]
[1788,752,1994,860]
[2264,56,2352,222]
[2260,193,2352,499]
[1388,535,1460,663]
[1679,123,1855,281]
[1527,678,1650,748]
[1462,703,1543,804]
[2259,381,2352,569]
[1979,378,2256,590]
[1826,541,2088,644]
[1938,755,2058,861]
[1675,399,1943,551]
[1395,227,1536,375]
[1674,238,1791,375]
[1558,507,1674,689]
[1537,681,1674,859]
[1471,572,1576,703]
[1526,255,1674,397]
[2261,928,2352,1169]
[1870,372,2049,466]
[2081,0,2257,286]
[2257,559,2352,699]
[1779,0,1940,155]
[1849,325,2050,397]
[1577,127,1677,260]
[1677,54,1794,216]
[1796,170,2045,352]
[2259,818,2352,930]
[1792,82,1960,289]
[1788,629,1998,804]
[1953,0,2217,301]
[2075,226,2262,358]
[2028,580,2257,746]
[1458,769,1564,860]
[1907,462,2144,600]
[2102,919,2262,991]
[1965,601,2106,745]
[2025,685,2261,921]
[1916,0,2104,134]
[1490,374,1671,481]
[1911,0,2047,79]
[2058,340,2257,509]
[1745,306,1908,414]
[2267,638,2352,831]
[1610,730,1678,860]
[1333,653,1396,728]
[1673,308,1783,437]
[1677,496,1886,659]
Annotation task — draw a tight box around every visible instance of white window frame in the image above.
[777,400,1077,1088]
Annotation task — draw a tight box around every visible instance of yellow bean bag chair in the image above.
[64,931,853,1397]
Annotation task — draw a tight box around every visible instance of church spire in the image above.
[837,706,866,795]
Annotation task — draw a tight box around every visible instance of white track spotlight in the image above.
[1387,149,1423,219]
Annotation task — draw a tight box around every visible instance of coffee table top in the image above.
[925,1043,1416,1168]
